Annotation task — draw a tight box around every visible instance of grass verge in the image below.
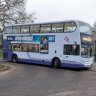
[0,48,3,58]
[0,64,5,71]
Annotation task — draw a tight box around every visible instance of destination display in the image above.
[81,34,92,44]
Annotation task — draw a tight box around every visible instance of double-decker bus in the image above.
[3,20,93,68]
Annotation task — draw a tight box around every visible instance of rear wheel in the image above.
[12,54,18,63]
[52,58,60,69]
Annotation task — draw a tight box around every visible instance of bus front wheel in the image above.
[52,58,61,69]
[12,54,18,63]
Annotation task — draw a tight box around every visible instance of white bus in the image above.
[3,20,93,68]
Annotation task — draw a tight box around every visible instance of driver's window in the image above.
[81,45,93,57]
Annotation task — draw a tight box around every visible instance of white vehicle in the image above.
[3,20,93,68]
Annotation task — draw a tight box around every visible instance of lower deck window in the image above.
[11,43,49,54]
[11,43,39,53]
[64,44,80,55]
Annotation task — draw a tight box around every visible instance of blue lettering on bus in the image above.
[7,36,15,41]
[15,36,32,41]
[48,35,55,42]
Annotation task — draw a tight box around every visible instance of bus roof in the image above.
[4,20,88,27]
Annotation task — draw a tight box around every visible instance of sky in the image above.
[26,0,96,26]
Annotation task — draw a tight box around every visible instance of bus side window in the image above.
[21,25,30,34]
[31,25,40,33]
[5,26,12,34]
[13,26,20,34]
[40,24,51,33]
[64,22,77,32]
[52,23,63,33]
[64,44,80,55]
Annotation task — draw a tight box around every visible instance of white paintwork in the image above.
[3,20,94,67]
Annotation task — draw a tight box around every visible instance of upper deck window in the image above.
[52,23,63,33]
[21,25,30,34]
[64,22,77,32]
[13,26,20,34]
[31,25,40,33]
[40,24,51,33]
[79,21,92,35]
[5,26,12,34]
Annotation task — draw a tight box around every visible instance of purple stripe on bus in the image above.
[18,58,51,65]
[17,58,85,68]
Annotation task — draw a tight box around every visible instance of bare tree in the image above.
[0,0,35,47]
[0,0,35,28]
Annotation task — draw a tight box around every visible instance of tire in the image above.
[12,54,18,63]
[52,58,60,69]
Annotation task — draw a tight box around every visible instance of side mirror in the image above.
[73,41,77,49]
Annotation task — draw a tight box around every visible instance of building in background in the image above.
[93,31,96,61]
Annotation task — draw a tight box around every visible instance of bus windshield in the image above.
[79,21,92,35]
[81,44,93,58]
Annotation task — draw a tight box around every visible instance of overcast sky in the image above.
[26,0,96,26]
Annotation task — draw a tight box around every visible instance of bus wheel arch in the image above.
[12,54,18,63]
[51,57,61,69]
